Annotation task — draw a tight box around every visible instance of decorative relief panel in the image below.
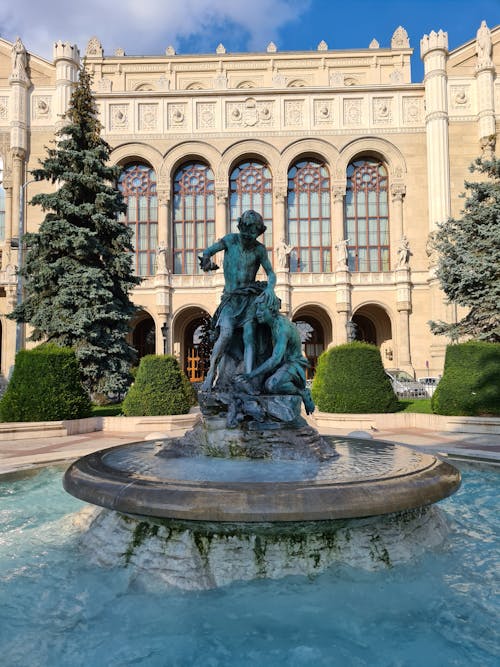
[284,99,304,126]
[167,103,187,129]
[450,86,471,111]
[138,104,158,131]
[313,99,333,124]
[226,98,273,128]
[0,97,8,120]
[196,102,216,129]
[97,78,113,92]
[32,96,51,120]
[343,98,362,125]
[402,97,423,124]
[373,97,392,124]
[109,104,129,131]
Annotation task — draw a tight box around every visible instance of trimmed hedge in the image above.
[0,344,92,422]
[122,355,196,416]
[431,342,500,416]
[311,342,399,413]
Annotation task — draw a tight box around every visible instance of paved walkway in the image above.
[0,423,499,474]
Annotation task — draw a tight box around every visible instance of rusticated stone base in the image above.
[73,503,451,591]
[157,415,338,462]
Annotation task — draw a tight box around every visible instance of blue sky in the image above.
[0,0,498,82]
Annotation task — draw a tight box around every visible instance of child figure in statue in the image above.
[240,296,315,415]
[199,210,277,390]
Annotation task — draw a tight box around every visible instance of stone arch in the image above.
[291,304,333,377]
[351,302,394,363]
[129,308,157,361]
[171,304,212,381]
[287,79,307,88]
[160,141,222,195]
[335,137,407,181]
[218,140,281,185]
[110,143,163,175]
[278,138,339,183]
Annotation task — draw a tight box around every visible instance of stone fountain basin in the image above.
[63,436,461,522]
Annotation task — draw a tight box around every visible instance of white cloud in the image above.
[0,0,309,59]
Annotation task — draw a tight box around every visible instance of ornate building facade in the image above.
[0,23,498,382]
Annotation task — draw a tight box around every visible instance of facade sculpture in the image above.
[275,238,294,269]
[397,235,410,268]
[11,37,28,79]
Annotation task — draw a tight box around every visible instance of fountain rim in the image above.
[63,438,461,522]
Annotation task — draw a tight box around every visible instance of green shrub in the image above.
[0,344,92,422]
[311,342,399,413]
[431,342,500,416]
[122,355,196,416]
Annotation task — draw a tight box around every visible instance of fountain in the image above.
[64,210,461,588]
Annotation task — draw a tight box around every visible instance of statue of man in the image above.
[241,296,315,414]
[397,235,410,267]
[335,238,349,268]
[276,238,294,269]
[155,240,170,275]
[199,210,277,390]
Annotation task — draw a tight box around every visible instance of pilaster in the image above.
[474,22,496,159]
[420,30,451,231]
[395,266,412,371]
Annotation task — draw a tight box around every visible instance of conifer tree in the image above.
[10,65,139,396]
[430,156,500,342]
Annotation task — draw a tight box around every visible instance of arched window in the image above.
[118,164,157,277]
[230,160,273,252]
[344,158,389,272]
[287,159,331,273]
[173,162,215,274]
[0,158,5,242]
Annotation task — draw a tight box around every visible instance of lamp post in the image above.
[161,322,169,355]
[15,178,37,353]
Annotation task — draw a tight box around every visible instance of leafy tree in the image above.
[429,156,500,342]
[9,65,139,396]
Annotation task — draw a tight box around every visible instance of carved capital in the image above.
[10,147,25,161]
[332,184,346,202]
[274,184,288,201]
[390,182,406,202]
[215,188,228,204]
[156,187,170,206]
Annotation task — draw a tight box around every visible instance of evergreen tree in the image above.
[9,65,139,396]
[430,156,500,342]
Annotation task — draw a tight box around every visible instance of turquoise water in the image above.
[0,463,498,667]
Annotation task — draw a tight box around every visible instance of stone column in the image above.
[53,42,80,129]
[331,183,345,253]
[2,178,13,248]
[273,183,287,245]
[420,30,451,231]
[474,22,496,159]
[10,148,25,245]
[390,182,406,267]
[157,188,171,270]
[421,30,451,370]
[395,266,412,371]
[331,184,350,344]
[215,188,227,240]
[273,185,291,314]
